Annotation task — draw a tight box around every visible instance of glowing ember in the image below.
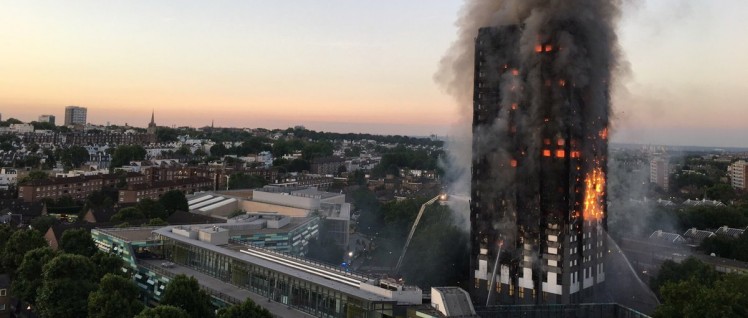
[583,167,605,220]
[599,128,608,140]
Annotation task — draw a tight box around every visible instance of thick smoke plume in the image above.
[437,0,625,230]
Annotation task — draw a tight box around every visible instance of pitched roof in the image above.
[683,228,716,242]
[46,222,97,244]
[715,226,745,239]
[649,230,686,244]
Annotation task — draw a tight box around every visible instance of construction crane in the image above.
[393,193,447,274]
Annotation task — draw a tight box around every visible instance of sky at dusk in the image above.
[1,1,747,147]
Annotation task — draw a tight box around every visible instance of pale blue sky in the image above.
[1,1,747,146]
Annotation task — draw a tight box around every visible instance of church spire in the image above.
[150,109,155,125]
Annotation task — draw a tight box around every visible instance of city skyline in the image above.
[2,1,747,147]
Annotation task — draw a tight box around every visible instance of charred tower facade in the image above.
[470,25,609,305]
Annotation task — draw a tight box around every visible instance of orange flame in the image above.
[583,167,605,220]
[599,128,608,140]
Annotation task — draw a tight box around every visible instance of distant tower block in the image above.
[64,106,87,126]
[470,26,609,305]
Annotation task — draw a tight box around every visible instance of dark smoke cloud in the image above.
[436,0,628,230]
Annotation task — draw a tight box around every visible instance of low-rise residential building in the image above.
[0,168,18,190]
[18,172,146,202]
[118,177,211,203]
[310,156,345,175]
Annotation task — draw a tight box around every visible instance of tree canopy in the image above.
[12,247,56,305]
[36,254,97,318]
[159,190,189,215]
[653,258,748,318]
[216,299,272,318]
[110,145,147,168]
[2,229,47,273]
[60,228,98,257]
[135,306,190,318]
[88,274,145,318]
[160,274,215,318]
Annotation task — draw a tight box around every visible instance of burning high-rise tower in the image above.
[469,15,612,305]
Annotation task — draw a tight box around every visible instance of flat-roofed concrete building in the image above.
[92,225,422,317]
[189,186,351,250]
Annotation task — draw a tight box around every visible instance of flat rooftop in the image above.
[152,226,401,303]
[96,227,162,242]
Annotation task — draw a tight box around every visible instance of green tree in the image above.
[210,144,229,157]
[36,254,97,318]
[12,247,55,305]
[67,146,91,168]
[651,257,719,296]
[110,145,147,168]
[30,121,56,131]
[2,229,46,273]
[60,228,97,257]
[160,274,215,318]
[136,305,190,318]
[91,251,127,281]
[228,173,268,190]
[301,141,333,160]
[705,183,737,203]
[85,188,119,209]
[216,299,272,318]
[156,127,180,143]
[19,170,49,184]
[88,274,145,318]
[112,207,146,222]
[655,274,748,318]
[30,215,58,233]
[0,225,16,258]
[159,190,189,215]
[287,159,310,173]
[175,145,192,157]
[137,198,168,219]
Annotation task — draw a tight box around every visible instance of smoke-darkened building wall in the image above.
[470,25,609,306]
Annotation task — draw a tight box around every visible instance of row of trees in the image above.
[370,145,443,178]
[1,223,272,318]
[700,231,748,262]
[652,257,748,317]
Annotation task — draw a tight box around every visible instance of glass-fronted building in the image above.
[92,224,422,318]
